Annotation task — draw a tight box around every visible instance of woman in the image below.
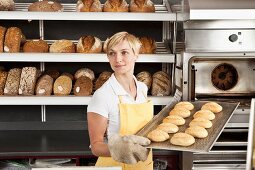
[87,31,153,170]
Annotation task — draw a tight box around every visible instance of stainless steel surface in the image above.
[193,164,246,170]
[137,101,239,152]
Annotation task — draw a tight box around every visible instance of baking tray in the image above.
[137,100,239,153]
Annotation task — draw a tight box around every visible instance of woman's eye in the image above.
[122,51,128,55]
[108,52,115,57]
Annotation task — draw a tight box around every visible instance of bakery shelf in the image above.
[0,3,176,21]
[0,96,173,105]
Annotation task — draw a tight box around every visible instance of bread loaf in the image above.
[0,71,8,95]
[0,0,15,11]
[74,68,95,81]
[95,71,112,90]
[151,71,171,96]
[4,68,22,95]
[35,74,53,96]
[189,117,212,129]
[76,35,102,53]
[169,107,191,118]
[23,39,49,53]
[156,122,178,134]
[201,102,223,113]
[4,27,24,53]
[28,0,63,12]
[50,40,75,53]
[175,101,194,111]
[136,71,152,90]
[130,0,155,12]
[170,133,195,146]
[139,37,156,54]
[74,76,93,96]
[103,0,129,12]
[61,72,74,81]
[53,75,72,95]
[0,26,6,52]
[45,70,60,80]
[163,115,185,126]
[147,129,169,142]
[18,67,38,95]
[185,126,208,139]
[76,0,102,12]
[193,110,215,120]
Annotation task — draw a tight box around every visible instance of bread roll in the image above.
[74,68,95,81]
[201,102,223,113]
[35,74,53,96]
[23,39,49,53]
[151,71,171,96]
[76,0,102,12]
[139,37,156,54]
[53,75,72,95]
[76,35,102,53]
[74,76,93,96]
[170,132,195,147]
[136,71,152,90]
[50,40,75,53]
[156,122,178,134]
[103,0,129,12]
[45,70,60,80]
[0,26,6,52]
[4,68,22,95]
[4,27,24,53]
[169,107,191,118]
[130,0,155,12]
[0,0,15,11]
[147,129,169,142]
[193,110,215,120]
[189,117,212,129]
[18,67,38,95]
[175,101,194,111]
[28,0,63,12]
[95,71,112,90]
[185,126,208,139]
[61,72,74,81]
[0,71,8,95]
[163,115,185,126]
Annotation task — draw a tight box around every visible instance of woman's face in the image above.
[107,40,138,75]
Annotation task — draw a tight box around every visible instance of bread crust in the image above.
[0,26,6,52]
[53,75,72,95]
[201,102,223,113]
[169,107,191,118]
[189,117,212,129]
[129,0,155,12]
[76,0,102,12]
[163,115,185,126]
[151,71,171,96]
[103,0,129,12]
[156,122,178,134]
[170,132,195,146]
[23,39,49,53]
[139,37,156,54]
[74,76,93,96]
[147,129,169,142]
[0,0,15,11]
[76,35,102,53]
[4,27,23,53]
[50,40,75,53]
[95,71,112,90]
[74,68,95,81]
[136,71,152,90]
[28,0,63,12]
[35,74,53,96]
[175,101,194,111]
[185,126,208,139]
[193,110,215,120]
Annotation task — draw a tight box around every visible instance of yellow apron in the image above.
[95,95,154,170]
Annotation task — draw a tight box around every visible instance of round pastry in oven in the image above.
[211,63,238,91]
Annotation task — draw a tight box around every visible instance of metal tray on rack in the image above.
[137,100,239,153]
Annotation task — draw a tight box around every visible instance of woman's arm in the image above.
[87,112,111,157]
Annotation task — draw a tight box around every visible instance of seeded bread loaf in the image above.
[76,35,102,53]
[18,67,38,95]
[53,75,72,95]
[28,0,63,12]
[0,26,6,52]
[23,39,49,53]
[151,71,171,96]
[74,68,95,81]
[35,74,53,96]
[76,0,102,12]
[136,71,152,90]
[74,76,93,96]
[4,68,22,95]
[130,0,155,12]
[103,0,129,12]
[50,40,75,53]
[95,71,112,90]
[0,0,15,11]
[0,71,8,95]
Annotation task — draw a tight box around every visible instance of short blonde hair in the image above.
[105,32,141,56]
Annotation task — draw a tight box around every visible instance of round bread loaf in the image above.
[136,71,152,90]
[103,0,129,12]
[151,71,171,96]
[45,70,60,80]
[163,115,185,126]
[4,68,22,95]
[50,40,75,53]
[147,129,169,142]
[61,72,74,81]
[139,37,156,54]
[130,0,155,12]
[0,26,6,53]
[95,71,112,90]
[175,101,194,111]
[185,126,208,139]
[76,35,102,53]
[53,75,72,95]
[35,74,53,96]
[201,102,223,113]
[74,68,95,81]
[4,27,24,53]
[0,0,15,11]
[74,76,93,96]
[28,0,63,12]
[156,122,178,134]
[169,107,191,118]
[23,39,49,53]
[0,71,8,95]
[76,0,102,12]
[170,132,195,147]
[189,117,212,129]
[193,110,215,120]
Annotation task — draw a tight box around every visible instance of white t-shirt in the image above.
[87,74,148,138]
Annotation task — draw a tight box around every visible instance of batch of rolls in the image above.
[147,101,223,147]
[0,0,156,12]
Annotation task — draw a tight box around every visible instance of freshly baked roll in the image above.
[28,0,63,12]
[201,102,223,113]
[185,126,208,139]
[76,0,102,12]
[74,76,93,96]
[156,122,178,134]
[163,115,185,126]
[50,40,75,53]
[0,71,8,95]
[0,0,15,11]
[130,0,155,12]
[136,71,152,90]
[169,107,191,118]
[18,67,38,95]
[74,68,95,81]
[147,129,169,142]
[4,27,24,53]
[193,110,215,121]
[0,26,6,52]
[76,35,102,53]
[189,117,212,129]
[95,71,112,90]
[103,0,129,12]
[139,37,156,54]
[35,74,53,96]
[45,70,60,80]
[4,68,22,95]
[61,72,74,81]
[151,71,171,96]
[175,101,194,111]
[23,39,49,53]
[53,75,72,95]
[170,132,195,147]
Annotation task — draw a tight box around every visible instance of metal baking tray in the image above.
[137,100,239,153]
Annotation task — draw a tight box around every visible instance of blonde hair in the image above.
[105,32,141,56]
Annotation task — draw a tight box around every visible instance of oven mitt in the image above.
[108,134,151,164]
